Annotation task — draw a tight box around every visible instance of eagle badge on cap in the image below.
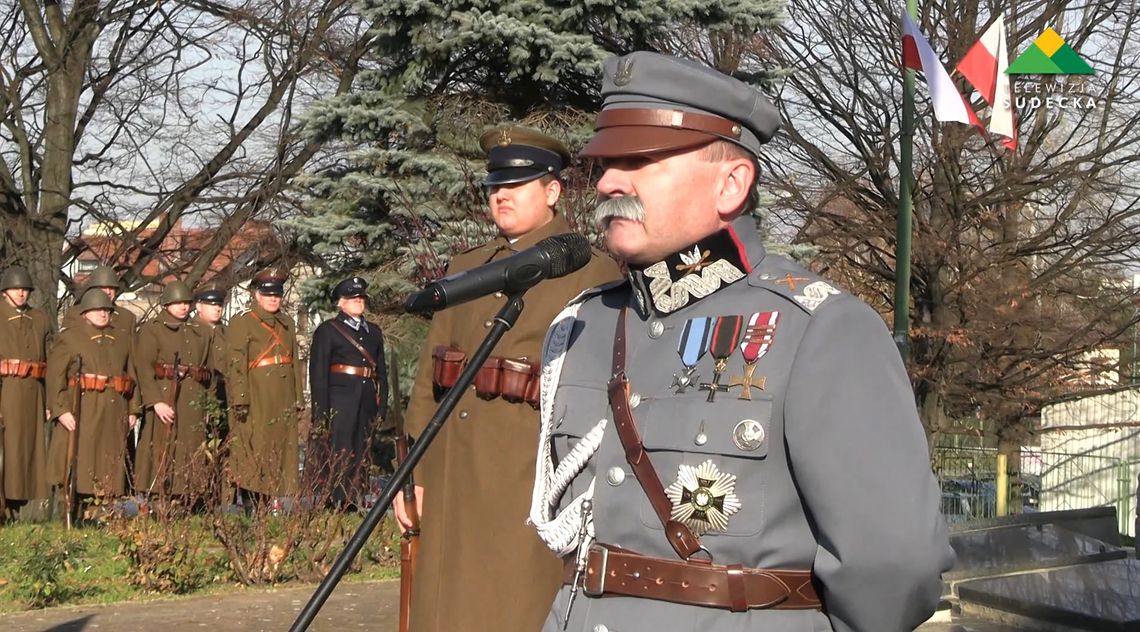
[614,57,635,86]
[497,128,512,146]
[665,459,742,536]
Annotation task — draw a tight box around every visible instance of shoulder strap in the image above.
[609,306,702,560]
[329,320,377,370]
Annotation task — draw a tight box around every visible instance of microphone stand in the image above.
[289,293,527,632]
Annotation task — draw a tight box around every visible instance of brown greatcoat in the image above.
[226,303,303,496]
[405,214,621,632]
[134,313,212,496]
[46,321,142,496]
[0,299,50,501]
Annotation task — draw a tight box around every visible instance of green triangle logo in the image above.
[1007,27,1095,75]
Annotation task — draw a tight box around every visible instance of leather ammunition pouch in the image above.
[431,346,540,409]
[0,358,47,380]
[154,362,211,384]
[431,346,466,390]
[70,373,136,398]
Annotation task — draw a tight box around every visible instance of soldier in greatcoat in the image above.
[528,52,955,632]
[61,264,138,336]
[134,281,213,499]
[0,267,50,518]
[225,267,304,506]
[47,291,141,503]
[61,263,139,492]
[308,276,387,509]
[390,125,622,632]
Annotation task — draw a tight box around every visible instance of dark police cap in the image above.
[195,281,227,305]
[251,267,286,296]
[479,126,572,187]
[333,276,368,300]
[580,51,781,159]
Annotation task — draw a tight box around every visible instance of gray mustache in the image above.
[592,196,646,230]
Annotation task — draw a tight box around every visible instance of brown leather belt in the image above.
[0,358,47,380]
[69,373,136,397]
[330,363,375,379]
[250,354,293,369]
[154,362,211,383]
[563,546,820,612]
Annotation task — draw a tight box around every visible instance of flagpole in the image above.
[894,0,919,363]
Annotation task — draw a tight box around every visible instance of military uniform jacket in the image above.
[533,216,954,632]
[226,303,303,496]
[46,321,142,496]
[309,312,387,428]
[0,299,50,500]
[404,213,622,632]
[134,314,212,496]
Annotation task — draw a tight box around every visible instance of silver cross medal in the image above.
[563,499,592,629]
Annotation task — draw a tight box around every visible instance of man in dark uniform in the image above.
[308,276,387,509]
[528,52,954,632]
[391,125,622,632]
[0,267,50,519]
[194,283,229,419]
[226,267,304,507]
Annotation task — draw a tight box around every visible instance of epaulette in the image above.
[568,278,628,307]
[746,255,846,314]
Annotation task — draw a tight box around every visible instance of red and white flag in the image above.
[955,14,1018,151]
[901,13,984,131]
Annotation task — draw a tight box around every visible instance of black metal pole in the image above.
[289,294,527,632]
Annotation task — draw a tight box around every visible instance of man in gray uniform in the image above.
[528,52,954,632]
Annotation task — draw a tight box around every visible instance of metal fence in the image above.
[933,446,1135,534]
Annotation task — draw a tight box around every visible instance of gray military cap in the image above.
[580,51,781,158]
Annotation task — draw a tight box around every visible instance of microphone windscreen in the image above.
[538,233,592,278]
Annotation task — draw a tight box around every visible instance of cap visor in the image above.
[483,168,547,187]
[579,127,717,158]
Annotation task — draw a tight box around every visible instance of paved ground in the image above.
[0,580,398,632]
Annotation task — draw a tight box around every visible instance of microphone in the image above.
[404,233,592,313]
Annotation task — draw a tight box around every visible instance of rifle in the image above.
[390,351,419,632]
[64,355,83,530]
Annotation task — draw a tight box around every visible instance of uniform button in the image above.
[629,392,642,408]
[606,467,625,486]
[458,410,469,419]
[593,626,610,632]
[484,320,492,328]
[648,320,665,339]
[494,291,504,299]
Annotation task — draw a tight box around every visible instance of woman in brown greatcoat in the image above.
[0,267,50,513]
[393,126,621,632]
[47,291,141,498]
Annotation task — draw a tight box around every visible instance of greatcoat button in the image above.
[629,392,642,408]
[648,321,665,339]
[606,467,626,486]
[484,320,492,328]
[494,291,504,298]
[593,626,610,632]
[458,410,469,419]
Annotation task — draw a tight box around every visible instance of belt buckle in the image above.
[582,545,608,597]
